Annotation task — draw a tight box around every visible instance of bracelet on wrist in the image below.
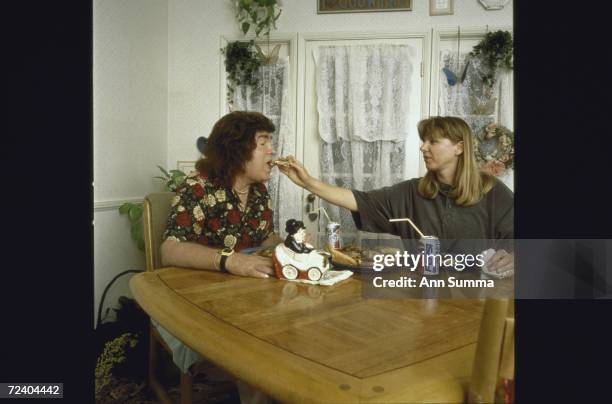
[213,252,221,271]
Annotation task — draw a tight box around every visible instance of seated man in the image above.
[158,111,283,404]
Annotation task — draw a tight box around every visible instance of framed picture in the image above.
[177,161,196,174]
[478,0,510,10]
[318,0,411,14]
[430,0,453,16]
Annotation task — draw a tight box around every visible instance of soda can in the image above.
[326,222,342,249]
[419,236,440,276]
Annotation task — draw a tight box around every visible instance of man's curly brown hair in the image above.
[196,111,275,186]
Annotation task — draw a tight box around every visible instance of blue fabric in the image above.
[151,319,202,375]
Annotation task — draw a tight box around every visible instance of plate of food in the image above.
[326,244,401,273]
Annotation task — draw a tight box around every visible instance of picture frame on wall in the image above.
[430,0,454,16]
[318,0,412,14]
[177,161,196,173]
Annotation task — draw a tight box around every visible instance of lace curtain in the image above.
[233,57,300,237]
[438,50,514,190]
[313,44,414,240]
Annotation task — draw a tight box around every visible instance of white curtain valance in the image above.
[313,44,414,143]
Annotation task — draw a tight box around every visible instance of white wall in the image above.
[93,0,168,325]
[166,0,513,166]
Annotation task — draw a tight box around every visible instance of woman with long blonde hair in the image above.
[279,116,514,274]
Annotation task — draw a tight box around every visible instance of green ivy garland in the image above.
[470,30,513,88]
[221,40,263,107]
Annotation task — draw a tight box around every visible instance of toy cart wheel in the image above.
[307,267,322,281]
[282,265,298,280]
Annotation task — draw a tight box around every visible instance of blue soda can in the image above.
[419,236,440,276]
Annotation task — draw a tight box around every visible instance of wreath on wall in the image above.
[474,123,515,176]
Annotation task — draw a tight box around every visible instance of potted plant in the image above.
[221,40,263,108]
[222,1,282,107]
[118,166,186,251]
[469,30,513,88]
[233,0,282,37]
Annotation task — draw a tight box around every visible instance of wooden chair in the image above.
[142,192,193,404]
[468,299,515,403]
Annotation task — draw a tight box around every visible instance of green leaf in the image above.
[153,176,166,181]
[118,203,131,214]
[242,22,250,34]
[157,165,170,177]
[130,222,143,242]
[170,170,186,176]
[172,178,184,189]
[133,220,143,234]
[128,204,143,222]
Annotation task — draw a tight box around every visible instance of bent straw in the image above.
[309,206,331,222]
[389,218,426,238]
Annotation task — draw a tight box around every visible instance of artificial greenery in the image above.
[469,30,513,88]
[221,40,263,106]
[95,333,138,398]
[118,166,186,252]
[233,0,282,37]
[153,165,188,192]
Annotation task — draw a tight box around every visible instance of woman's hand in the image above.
[483,249,514,278]
[277,155,312,189]
[277,155,359,211]
[225,253,274,279]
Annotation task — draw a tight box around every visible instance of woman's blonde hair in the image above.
[417,116,494,206]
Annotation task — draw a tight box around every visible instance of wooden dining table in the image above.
[130,267,485,403]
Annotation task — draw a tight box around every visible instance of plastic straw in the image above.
[309,206,331,222]
[389,218,426,238]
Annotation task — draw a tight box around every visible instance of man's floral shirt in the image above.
[163,171,273,251]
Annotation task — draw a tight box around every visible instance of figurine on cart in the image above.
[273,219,331,281]
[284,219,314,254]
[273,219,353,285]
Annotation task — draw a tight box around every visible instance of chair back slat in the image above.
[468,298,511,403]
[143,192,175,271]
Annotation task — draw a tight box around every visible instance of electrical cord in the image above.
[96,269,144,329]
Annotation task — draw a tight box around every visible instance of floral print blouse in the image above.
[163,171,274,251]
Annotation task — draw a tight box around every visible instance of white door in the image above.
[297,33,430,244]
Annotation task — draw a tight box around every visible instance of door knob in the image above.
[306,193,318,221]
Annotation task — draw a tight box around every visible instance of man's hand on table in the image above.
[226,253,274,279]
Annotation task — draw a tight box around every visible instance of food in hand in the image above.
[269,157,291,167]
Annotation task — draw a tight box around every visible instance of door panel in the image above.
[298,34,429,242]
